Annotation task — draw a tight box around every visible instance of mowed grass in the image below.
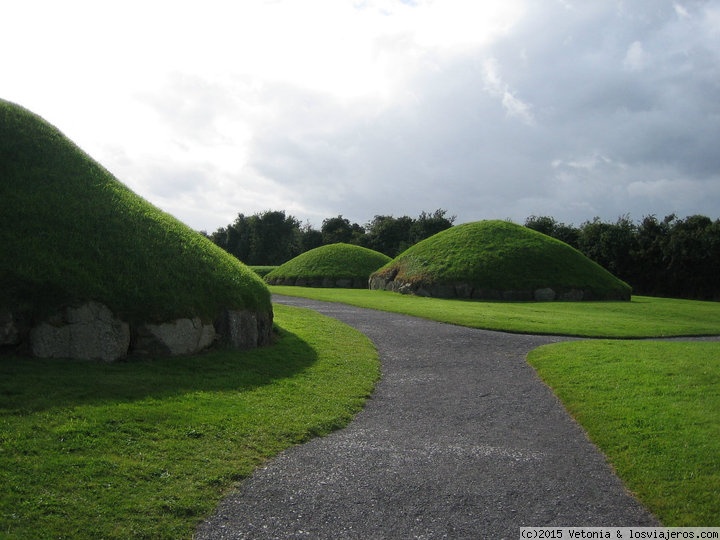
[0,304,379,539]
[270,286,720,338]
[528,341,720,525]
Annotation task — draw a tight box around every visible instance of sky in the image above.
[3,0,719,231]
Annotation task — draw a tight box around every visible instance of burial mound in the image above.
[369,220,631,301]
[265,243,391,288]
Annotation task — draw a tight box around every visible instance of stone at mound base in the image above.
[30,301,130,361]
[368,277,630,302]
[267,276,368,288]
[215,309,274,349]
[534,288,557,301]
[133,318,217,356]
[17,301,274,361]
[1,309,20,345]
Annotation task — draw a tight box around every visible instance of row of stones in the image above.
[368,276,631,301]
[265,276,369,289]
[1,301,273,362]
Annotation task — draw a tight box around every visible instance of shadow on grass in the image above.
[0,327,316,414]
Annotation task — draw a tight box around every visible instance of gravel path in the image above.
[196,296,658,539]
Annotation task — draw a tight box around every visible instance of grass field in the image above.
[270,286,720,338]
[0,304,379,539]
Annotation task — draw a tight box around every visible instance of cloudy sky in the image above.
[3,0,719,231]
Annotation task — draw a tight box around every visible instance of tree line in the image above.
[524,214,720,301]
[206,209,455,264]
[205,210,720,301]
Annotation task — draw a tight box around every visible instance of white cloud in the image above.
[674,3,690,18]
[623,41,647,71]
[482,58,535,124]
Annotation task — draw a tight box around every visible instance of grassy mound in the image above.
[0,99,271,323]
[370,220,631,301]
[265,243,391,288]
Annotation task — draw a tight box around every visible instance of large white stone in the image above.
[30,302,130,361]
[133,317,216,356]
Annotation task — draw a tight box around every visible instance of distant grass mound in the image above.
[370,220,631,301]
[0,99,271,326]
[250,266,278,278]
[265,243,391,288]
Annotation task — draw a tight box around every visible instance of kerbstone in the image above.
[216,309,273,349]
[1,309,19,345]
[534,287,557,301]
[30,301,130,361]
[133,317,216,356]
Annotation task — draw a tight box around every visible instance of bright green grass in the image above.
[265,243,391,285]
[0,304,379,539]
[372,220,631,300]
[0,99,269,322]
[270,286,720,338]
[528,341,720,525]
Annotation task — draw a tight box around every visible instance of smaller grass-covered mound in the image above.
[370,220,631,301]
[265,243,391,288]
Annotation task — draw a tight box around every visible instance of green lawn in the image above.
[529,341,720,526]
[0,304,379,539]
[270,286,720,338]
[3,286,719,534]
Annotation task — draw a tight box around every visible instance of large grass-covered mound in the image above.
[265,243,391,288]
[0,99,271,330]
[370,220,631,301]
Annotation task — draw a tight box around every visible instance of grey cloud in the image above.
[222,0,720,227]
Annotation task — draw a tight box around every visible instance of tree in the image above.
[524,215,580,248]
[524,215,558,237]
[364,215,414,257]
[410,209,455,244]
[209,210,301,265]
[249,210,301,265]
[664,214,717,299]
[632,214,673,296]
[213,214,253,263]
[577,215,637,283]
[299,222,323,253]
[364,209,455,257]
[321,215,365,245]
